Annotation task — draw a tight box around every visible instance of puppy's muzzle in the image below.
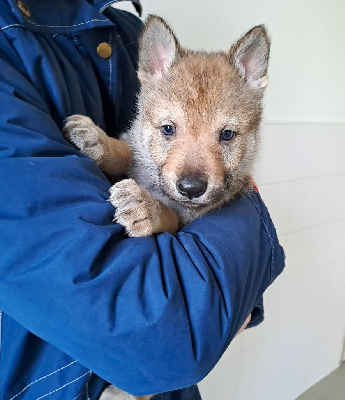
[176,176,208,199]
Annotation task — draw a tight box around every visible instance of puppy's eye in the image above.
[161,125,175,136]
[220,129,236,141]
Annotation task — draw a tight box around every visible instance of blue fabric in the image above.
[0,0,285,399]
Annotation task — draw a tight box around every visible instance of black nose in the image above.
[176,176,208,199]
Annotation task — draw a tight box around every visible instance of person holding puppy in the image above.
[0,1,285,400]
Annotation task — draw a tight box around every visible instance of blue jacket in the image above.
[0,1,285,399]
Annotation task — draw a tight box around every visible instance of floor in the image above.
[296,363,345,400]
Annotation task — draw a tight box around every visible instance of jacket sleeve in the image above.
[0,31,285,396]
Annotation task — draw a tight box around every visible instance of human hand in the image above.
[236,314,251,336]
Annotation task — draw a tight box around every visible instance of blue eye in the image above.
[161,125,175,136]
[220,129,236,141]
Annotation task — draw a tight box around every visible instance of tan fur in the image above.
[64,15,270,400]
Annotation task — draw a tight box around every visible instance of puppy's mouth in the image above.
[173,197,207,209]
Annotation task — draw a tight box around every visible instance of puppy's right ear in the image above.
[229,25,270,90]
[138,15,182,83]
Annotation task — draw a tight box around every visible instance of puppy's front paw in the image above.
[109,179,161,237]
[63,115,107,165]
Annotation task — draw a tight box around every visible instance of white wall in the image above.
[199,122,345,399]
[114,1,345,398]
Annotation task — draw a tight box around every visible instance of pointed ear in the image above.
[138,15,182,83]
[229,25,270,90]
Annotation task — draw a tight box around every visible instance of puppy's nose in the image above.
[177,176,208,199]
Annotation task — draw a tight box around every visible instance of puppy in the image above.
[64,15,270,399]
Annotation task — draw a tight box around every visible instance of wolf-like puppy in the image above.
[64,15,270,400]
[64,15,270,240]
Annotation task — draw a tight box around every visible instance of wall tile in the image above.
[275,228,316,286]
[259,182,291,235]
[316,175,345,224]
[255,124,295,184]
[198,354,240,400]
[312,220,345,269]
[287,179,319,232]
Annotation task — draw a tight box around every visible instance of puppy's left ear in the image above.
[229,25,270,90]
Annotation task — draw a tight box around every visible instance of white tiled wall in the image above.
[199,122,345,400]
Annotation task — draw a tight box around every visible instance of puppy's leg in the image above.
[109,179,179,237]
[63,115,131,180]
[99,385,153,400]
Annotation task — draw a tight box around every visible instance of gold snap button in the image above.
[17,0,31,18]
[97,42,112,59]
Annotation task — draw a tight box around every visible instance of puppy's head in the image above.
[136,16,270,208]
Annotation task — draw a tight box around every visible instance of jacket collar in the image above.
[8,0,141,33]
[93,0,142,15]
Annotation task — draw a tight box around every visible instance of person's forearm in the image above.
[0,27,285,394]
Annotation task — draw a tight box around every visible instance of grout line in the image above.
[262,120,345,127]
[255,172,345,187]
[269,256,345,290]
[277,216,345,237]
